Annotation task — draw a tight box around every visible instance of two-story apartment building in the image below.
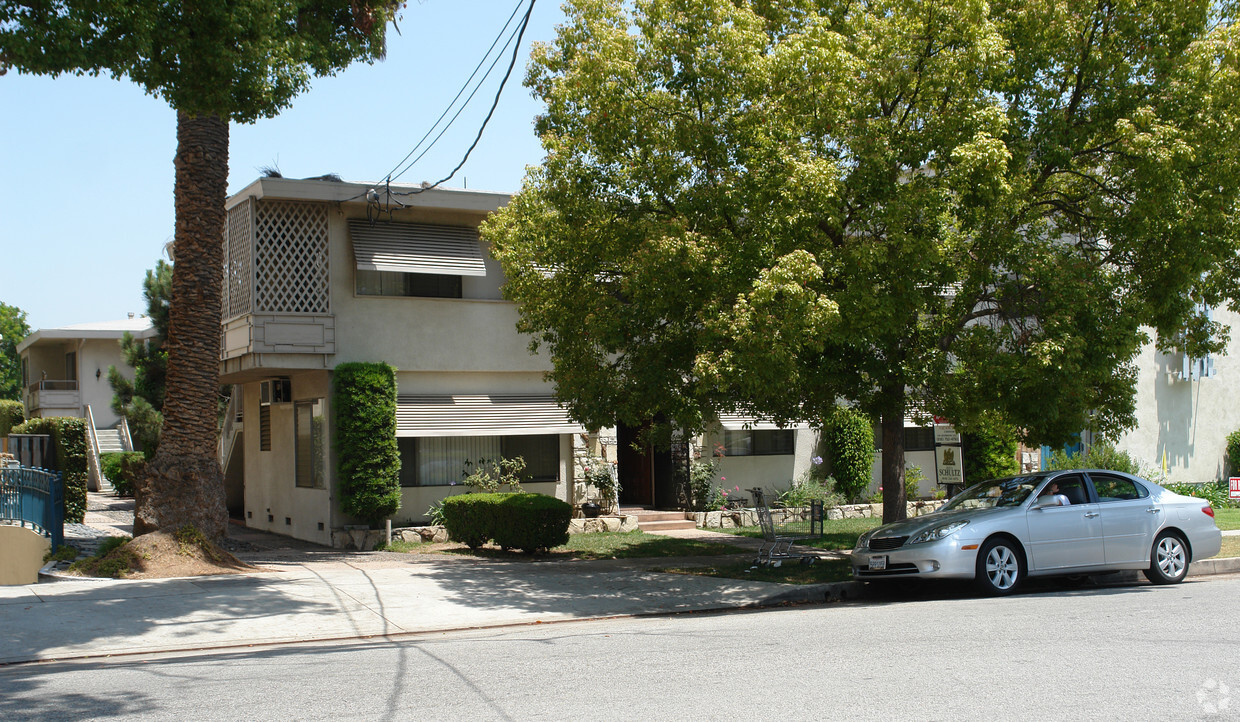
[219,178,597,545]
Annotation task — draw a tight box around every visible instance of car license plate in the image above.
[869,555,887,571]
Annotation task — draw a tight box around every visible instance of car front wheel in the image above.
[975,537,1024,596]
[1143,532,1189,585]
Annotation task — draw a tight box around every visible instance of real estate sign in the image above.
[934,423,964,488]
[1230,477,1240,500]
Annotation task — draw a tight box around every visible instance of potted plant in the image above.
[581,455,619,515]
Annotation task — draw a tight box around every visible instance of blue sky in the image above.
[0,0,565,330]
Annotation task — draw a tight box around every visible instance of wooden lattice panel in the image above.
[223,200,254,320]
[254,201,330,314]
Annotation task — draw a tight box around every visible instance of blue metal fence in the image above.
[0,466,64,550]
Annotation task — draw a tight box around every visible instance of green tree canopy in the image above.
[0,302,30,401]
[1,0,400,538]
[485,0,1240,522]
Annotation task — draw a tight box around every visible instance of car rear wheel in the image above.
[975,537,1024,596]
[1143,532,1189,585]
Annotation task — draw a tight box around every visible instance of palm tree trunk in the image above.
[134,111,228,540]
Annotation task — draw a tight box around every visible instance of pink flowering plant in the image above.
[581,454,619,509]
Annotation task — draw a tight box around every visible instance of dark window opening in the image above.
[356,269,462,298]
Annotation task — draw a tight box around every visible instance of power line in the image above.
[390,0,537,197]
[382,0,528,184]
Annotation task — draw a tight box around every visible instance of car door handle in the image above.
[1147,508,1161,514]
[1084,512,1100,518]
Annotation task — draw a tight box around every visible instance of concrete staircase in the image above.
[94,428,125,493]
[622,507,698,532]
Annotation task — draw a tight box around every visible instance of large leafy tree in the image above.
[485,0,1240,522]
[109,260,172,454]
[1,0,400,538]
[0,302,30,401]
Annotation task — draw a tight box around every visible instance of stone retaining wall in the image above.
[692,500,946,529]
[333,515,640,550]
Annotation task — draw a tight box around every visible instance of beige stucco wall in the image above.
[239,372,334,545]
[78,338,130,427]
[0,527,51,585]
[326,208,547,373]
[1113,307,1240,483]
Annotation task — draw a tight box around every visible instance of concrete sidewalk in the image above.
[1,493,1231,666]
[1,551,853,665]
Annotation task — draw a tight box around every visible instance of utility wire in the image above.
[387,10,525,183]
[392,0,537,196]
[382,0,527,184]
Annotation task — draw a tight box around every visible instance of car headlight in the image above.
[855,529,878,550]
[908,520,968,544]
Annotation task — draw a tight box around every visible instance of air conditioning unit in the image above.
[260,378,292,405]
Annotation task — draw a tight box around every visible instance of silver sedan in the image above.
[852,469,1223,594]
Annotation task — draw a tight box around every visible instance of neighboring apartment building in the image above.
[17,316,155,429]
[1111,306,1240,484]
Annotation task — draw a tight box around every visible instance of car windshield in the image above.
[941,476,1042,510]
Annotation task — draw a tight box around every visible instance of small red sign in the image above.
[1231,477,1240,500]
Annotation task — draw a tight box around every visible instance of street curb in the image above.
[1189,555,1240,576]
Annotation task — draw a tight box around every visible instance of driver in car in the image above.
[1038,480,1071,506]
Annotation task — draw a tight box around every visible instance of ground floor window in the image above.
[399,434,560,487]
[720,429,796,456]
[295,399,326,488]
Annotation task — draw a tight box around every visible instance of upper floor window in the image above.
[356,269,462,299]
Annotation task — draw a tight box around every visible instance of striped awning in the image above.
[349,220,487,276]
[396,395,586,437]
[716,413,810,431]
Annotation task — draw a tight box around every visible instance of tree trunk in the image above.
[134,112,229,540]
[880,385,907,524]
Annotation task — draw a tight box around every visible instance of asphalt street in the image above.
[3,573,1236,721]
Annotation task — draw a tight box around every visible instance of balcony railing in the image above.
[27,379,78,392]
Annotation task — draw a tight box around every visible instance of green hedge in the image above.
[100,451,145,497]
[822,406,875,503]
[442,493,572,553]
[11,416,88,523]
[0,399,24,437]
[962,413,1019,483]
[333,362,400,526]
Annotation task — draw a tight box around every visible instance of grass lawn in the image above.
[380,530,748,560]
[714,516,883,551]
[1218,536,1240,559]
[659,557,854,585]
[1212,507,1240,531]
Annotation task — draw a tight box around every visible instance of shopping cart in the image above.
[754,500,823,566]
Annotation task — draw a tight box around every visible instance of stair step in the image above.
[637,519,699,532]
[624,511,690,522]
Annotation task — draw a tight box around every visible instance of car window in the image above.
[1055,474,1090,505]
[1089,473,1147,502]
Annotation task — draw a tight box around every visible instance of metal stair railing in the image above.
[0,465,65,551]
[84,405,104,493]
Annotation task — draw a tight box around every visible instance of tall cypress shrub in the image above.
[333,362,400,526]
[823,406,875,503]
[0,399,25,437]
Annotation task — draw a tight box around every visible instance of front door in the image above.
[618,422,653,506]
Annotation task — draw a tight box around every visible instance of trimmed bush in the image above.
[100,451,146,497]
[0,399,24,437]
[962,413,1019,483]
[490,494,572,553]
[11,416,88,523]
[333,362,401,526]
[822,406,875,503]
[442,493,572,553]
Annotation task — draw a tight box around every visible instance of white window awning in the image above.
[716,413,810,431]
[349,220,487,276]
[396,395,586,437]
